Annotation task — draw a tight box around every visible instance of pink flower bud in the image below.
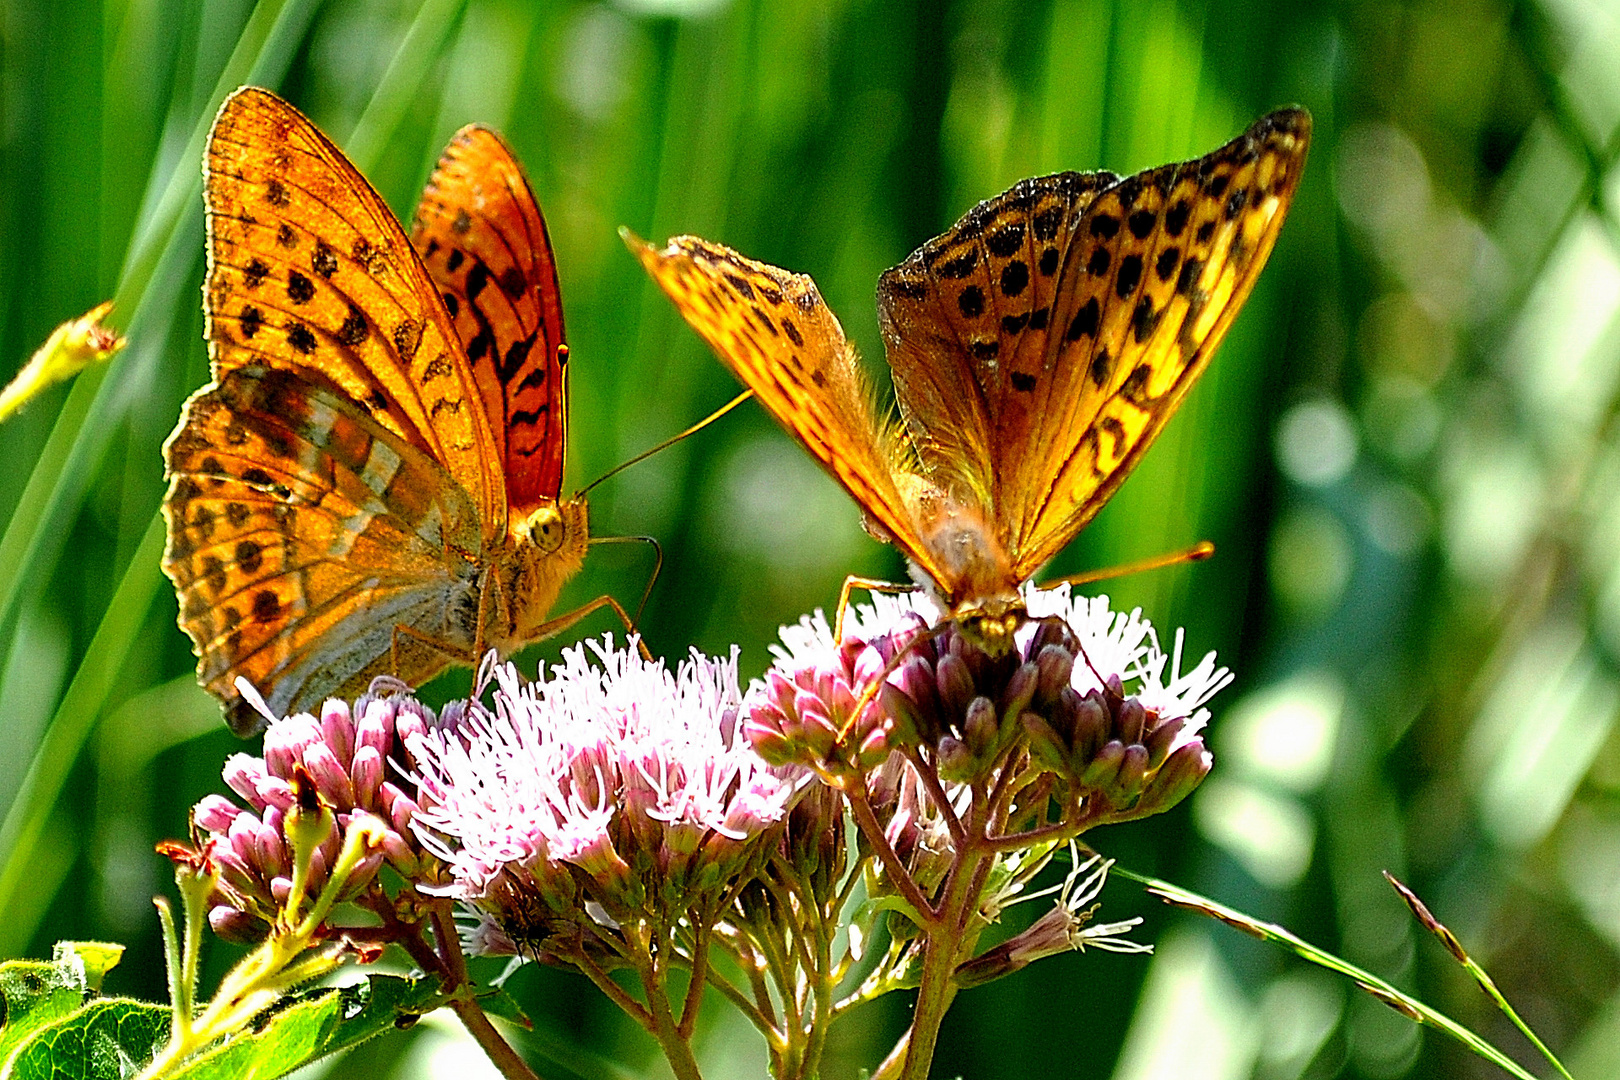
[319,699,355,767]
[350,745,383,806]
[301,741,356,808]
[194,794,241,833]
[222,754,267,806]
[354,699,392,758]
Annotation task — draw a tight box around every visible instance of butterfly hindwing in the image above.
[203,87,507,536]
[163,365,484,732]
[877,171,1119,509]
[411,126,569,518]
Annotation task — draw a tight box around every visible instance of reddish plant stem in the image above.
[362,897,542,1080]
[847,787,939,925]
[905,751,969,850]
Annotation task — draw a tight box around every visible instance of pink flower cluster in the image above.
[184,684,434,939]
[406,640,804,955]
[745,586,1230,825]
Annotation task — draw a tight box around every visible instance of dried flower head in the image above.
[954,850,1149,988]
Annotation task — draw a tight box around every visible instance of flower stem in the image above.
[900,793,997,1080]
[448,995,544,1080]
[627,923,706,1080]
[847,788,937,924]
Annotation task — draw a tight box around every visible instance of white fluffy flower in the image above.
[408,638,803,934]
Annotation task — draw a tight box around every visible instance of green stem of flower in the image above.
[900,783,1005,1080]
[702,954,777,1042]
[294,817,380,937]
[901,875,972,1077]
[794,908,837,1080]
[629,923,706,1080]
[154,899,187,1037]
[367,899,541,1080]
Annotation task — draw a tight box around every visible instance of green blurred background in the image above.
[1,0,1615,1076]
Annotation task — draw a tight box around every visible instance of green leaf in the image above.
[53,944,124,995]
[164,974,443,1080]
[4,999,170,1080]
[0,943,125,1068]
[471,985,531,1029]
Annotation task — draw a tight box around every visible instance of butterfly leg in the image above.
[527,595,655,662]
[834,575,917,643]
[476,563,515,663]
[838,618,949,742]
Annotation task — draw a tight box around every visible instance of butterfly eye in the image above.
[525,507,566,554]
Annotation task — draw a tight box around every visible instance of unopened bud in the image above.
[963,696,998,757]
[936,652,975,716]
[937,735,974,782]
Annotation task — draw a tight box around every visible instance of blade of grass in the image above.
[0,0,485,953]
[343,0,471,171]
[1112,866,1545,1080]
[1384,872,1575,1080]
[0,512,166,955]
[0,0,320,649]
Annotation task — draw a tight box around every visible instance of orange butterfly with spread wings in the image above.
[630,109,1309,652]
[163,87,632,734]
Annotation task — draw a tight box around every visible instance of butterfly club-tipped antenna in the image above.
[574,388,754,500]
[558,387,750,654]
[1040,540,1215,590]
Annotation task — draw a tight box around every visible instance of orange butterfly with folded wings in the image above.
[163,87,635,734]
[629,108,1309,653]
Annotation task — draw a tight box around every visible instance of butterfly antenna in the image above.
[587,534,664,623]
[576,389,754,498]
[1041,540,1215,590]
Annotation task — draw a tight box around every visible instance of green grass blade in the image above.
[0,0,321,646]
[1114,867,1545,1080]
[0,512,166,956]
[343,0,471,172]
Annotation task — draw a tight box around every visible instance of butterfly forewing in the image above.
[411,126,569,517]
[167,87,597,734]
[1015,107,1310,573]
[203,87,506,535]
[627,233,951,582]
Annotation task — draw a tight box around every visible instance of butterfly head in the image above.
[494,498,591,644]
[953,601,1026,657]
